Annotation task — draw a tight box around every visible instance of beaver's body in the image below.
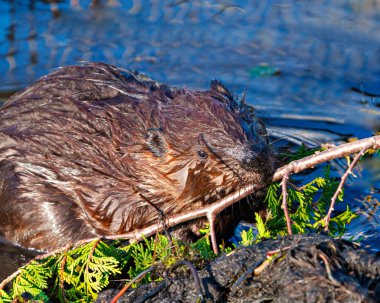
[0,63,274,251]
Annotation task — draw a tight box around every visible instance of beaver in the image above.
[0,62,275,251]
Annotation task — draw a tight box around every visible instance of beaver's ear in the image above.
[146,128,168,157]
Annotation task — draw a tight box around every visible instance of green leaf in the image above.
[60,240,124,301]
[239,228,255,247]
[12,259,53,299]
[329,206,358,236]
[249,64,280,78]
[255,213,271,239]
[0,289,13,302]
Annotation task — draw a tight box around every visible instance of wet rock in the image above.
[96,234,380,303]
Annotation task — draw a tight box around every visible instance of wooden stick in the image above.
[281,167,293,235]
[110,266,155,303]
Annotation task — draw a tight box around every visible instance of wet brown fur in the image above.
[0,63,274,251]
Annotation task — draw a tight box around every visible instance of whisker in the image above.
[246,194,255,208]
[268,130,313,145]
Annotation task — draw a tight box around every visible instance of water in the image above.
[0,0,379,279]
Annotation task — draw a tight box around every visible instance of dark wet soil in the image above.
[96,234,380,303]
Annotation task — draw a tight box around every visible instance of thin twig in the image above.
[266,245,292,257]
[168,260,203,300]
[58,253,68,300]
[34,242,72,260]
[231,259,264,290]
[323,143,371,230]
[318,252,338,284]
[253,258,275,276]
[273,136,380,180]
[110,266,155,303]
[0,269,21,290]
[281,166,293,236]
[139,192,175,251]
[207,212,218,255]
[84,239,100,276]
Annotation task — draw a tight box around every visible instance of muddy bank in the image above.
[96,234,380,303]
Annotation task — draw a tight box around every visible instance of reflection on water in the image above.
[0,0,379,277]
[1,0,380,122]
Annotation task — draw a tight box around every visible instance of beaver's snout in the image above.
[242,153,265,170]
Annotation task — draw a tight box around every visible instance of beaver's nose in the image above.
[241,144,270,170]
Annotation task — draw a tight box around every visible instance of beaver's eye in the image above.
[197,150,208,159]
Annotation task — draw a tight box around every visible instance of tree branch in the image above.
[323,143,371,230]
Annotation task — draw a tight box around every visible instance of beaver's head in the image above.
[130,80,275,215]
